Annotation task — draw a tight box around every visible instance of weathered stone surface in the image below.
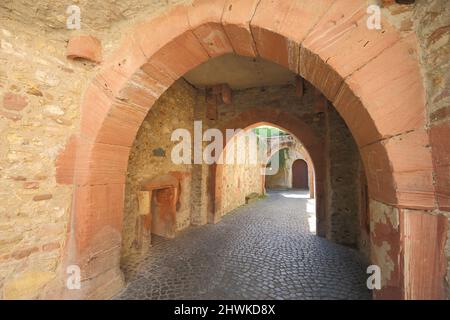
[370,200,402,299]
[401,210,448,300]
[32,194,53,201]
[0,109,22,121]
[66,35,102,63]
[302,0,399,79]
[23,181,39,189]
[221,0,259,57]
[148,31,209,81]
[430,122,450,210]
[343,34,426,142]
[324,107,363,247]
[2,92,28,111]
[3,272,55,300]
[251,0,332,71]
[414,0,450,125]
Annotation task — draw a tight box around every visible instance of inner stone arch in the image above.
[116,53,370,295]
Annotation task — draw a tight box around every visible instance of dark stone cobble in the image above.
[115,190,372,300]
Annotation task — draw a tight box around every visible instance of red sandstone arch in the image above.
[55,0,444,299]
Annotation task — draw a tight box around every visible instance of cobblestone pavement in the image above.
[115,190,372,300]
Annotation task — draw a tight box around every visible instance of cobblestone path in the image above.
[115,190,372,300]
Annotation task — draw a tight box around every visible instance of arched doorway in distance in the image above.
[292,159,308,190]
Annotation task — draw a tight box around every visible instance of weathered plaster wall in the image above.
[358,161,371,261]
[370,199,448,299]
[0,20,83,300]
[122,80,196,260]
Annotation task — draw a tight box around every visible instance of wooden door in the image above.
[292,159,308,189]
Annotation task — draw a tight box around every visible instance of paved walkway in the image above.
[115,190,372,300]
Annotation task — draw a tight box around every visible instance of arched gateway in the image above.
[54,0,447,299]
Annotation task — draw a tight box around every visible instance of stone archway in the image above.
[54,0,446,299]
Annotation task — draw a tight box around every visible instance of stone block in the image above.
[3,272,55,300]
[66,35,102,63]
[137,191,151,216]
[222,0,259,57]
[2,92,28,111]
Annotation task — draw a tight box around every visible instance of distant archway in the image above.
[211,114,323,225]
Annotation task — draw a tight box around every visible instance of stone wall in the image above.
[384,0,450,296]
[413,0,450,293]
[219,131,264,216]
[0,17,82,300]
[325,106,363,248]
[196,83,327,219]
[121,80,197,260]
[0,0,191,298]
